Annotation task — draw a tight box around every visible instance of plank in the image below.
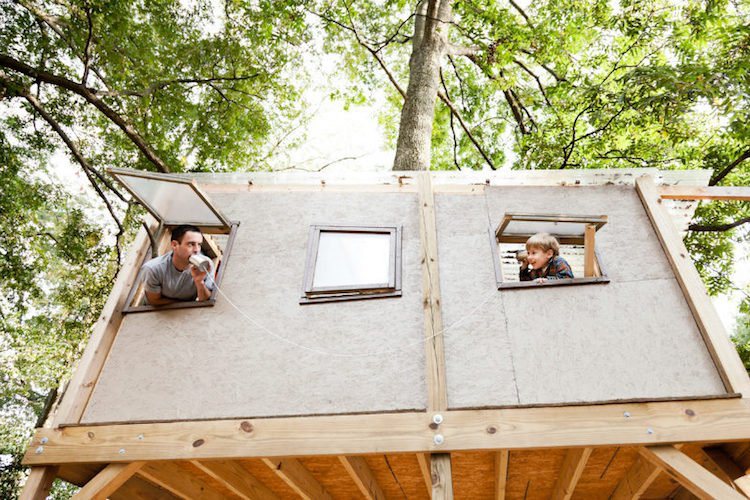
[23,399,750,465]
[609,456,662,500]
[584,224,596,277]
[19,466,59,500]
[636,175,750,396]
[417,172,448,412]
[262,457,332,500]
[137,461,225,500]
[658,185,750,201]
[417,453,432,498]
[190,460,278,500]
[494,450,509,500]
[701,447,745,484]
[71,462,144,500]
[53,226,154,425]
[640,446,745,500]
[339,455,386,500]
[431,453,453,500]
[550,447,592,500]
[736,475,750,497]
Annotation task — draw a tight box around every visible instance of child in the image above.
[516,250,533,281]
[525,233,574,282]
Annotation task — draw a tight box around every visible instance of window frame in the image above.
[300,225,402,304]
[123,223,239,314]
[489,212,610,290]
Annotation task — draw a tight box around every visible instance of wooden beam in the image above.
[23,399,750,465]
[417,453,432,498]
[494,450,509,500]
[338,455,386,500]
[137,461,225,500]
[431,453,453,500]
[736,474,750,497]
[701,447,745,484]
[583,224,596,277]
[53,226,153,425]
[71,462,144,500]
[418,172,448,412]
[190,460,278,500]
[658,185,750,201]
[550,448,592,500]
[639,446,746,500]
[19,466,59,500]
[609,456,661,500]
[261,458,332,500]
[636,175,750,396]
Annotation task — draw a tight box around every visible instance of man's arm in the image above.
[191,265,212,301]
[144,290,177,305]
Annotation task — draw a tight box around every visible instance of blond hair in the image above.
[525,232,560,256]
[515,250,528,262]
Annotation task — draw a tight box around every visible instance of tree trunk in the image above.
[392,0,451,171]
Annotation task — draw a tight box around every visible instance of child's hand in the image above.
[536,277,547,283]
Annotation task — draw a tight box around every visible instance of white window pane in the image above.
[503,220,589,237]
[117,174,226,226]
[313,232,392,288]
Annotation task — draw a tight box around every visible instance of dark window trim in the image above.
[300,225,402,304]
[488,226,611,290]
[123,222,239,314]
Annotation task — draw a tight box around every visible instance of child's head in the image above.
[515,250,528,267]
[525,233,559,270]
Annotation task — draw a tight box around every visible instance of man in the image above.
[141,224,215,305]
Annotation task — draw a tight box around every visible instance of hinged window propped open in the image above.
[490,212,610,288]
[107,167,231,229]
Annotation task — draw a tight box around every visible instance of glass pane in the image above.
[313,231,392,288]
[116,173,227,226]
[503,219,589,237]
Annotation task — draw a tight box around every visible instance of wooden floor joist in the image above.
[137,462,225,500]
[190,460,278,500]
[416,453,432,498]
[494,450,509,500]
[431,453,453,500]
[550,447,592,500]
[609,456,662,500]
[71,462,143,500]
[338,455,386,500]
[639,445,746,499]
[262,457,333,500]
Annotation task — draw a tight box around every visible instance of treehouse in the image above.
[21,169,750,499]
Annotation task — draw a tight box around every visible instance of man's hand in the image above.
[536,277,547,283]
[191,264,212,301]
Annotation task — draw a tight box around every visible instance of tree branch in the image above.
[437,90,496,169]
[709,146,750,186]
[0,53,171,172]
[519,49,567,82]
[509,0,533,27]
[440,68,461,170]
[689,217,750,232]
[81,3,94,85]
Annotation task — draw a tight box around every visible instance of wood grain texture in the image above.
[262,457,332,500]
[494,450,509,500]
[339,455,386,500]
[550,447,592,500]
[191,460,278,500]
[658,185,750,201]
[431,453,453,500]
[19,466,59,500]
[71,462,143,500]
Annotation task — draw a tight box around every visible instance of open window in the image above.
[301,225,402,304]
[489,213,610,289]
[107,167,239,313]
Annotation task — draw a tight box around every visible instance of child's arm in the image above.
[545,257,574,280]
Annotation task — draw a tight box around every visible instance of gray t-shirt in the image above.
[141,251,215,301]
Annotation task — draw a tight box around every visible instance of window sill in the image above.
[497,277,610,290]
[123,297,216,314]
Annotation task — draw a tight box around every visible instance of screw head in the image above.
[118,448,126,455]
[35,446,44,454]
[433,434,445,445]
[137,434,144,440]
[40,437,48,444]
[432,414,444,425]
[646,428,654,435]
[623,411,631,418]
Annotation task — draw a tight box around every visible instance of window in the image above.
[301,225,402,304]
[107,167,238,313]
[489,213,610,289]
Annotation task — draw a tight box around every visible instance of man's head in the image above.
[525,232,559,270]
[171,224,203,264]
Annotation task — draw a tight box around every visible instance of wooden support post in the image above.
[19,466,59,500]
[639,446,746,500]
[261,458,332,500]
[53,226,154,425]
[494,450,509,500]
[138,461,225,500]
[431,453,453,500]
[550,448,592,500]
[338,456,386,500]
[417,453,432,498]
[636,175,750,397]
[71,462,144,500]
[609,457,662,500]
[190,460,278,500]
[583,224,596,277]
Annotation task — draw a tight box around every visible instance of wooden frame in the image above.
[488,227,610,290]
[122,223,239,313]
[299,225,402,304]
[22,398,750,465]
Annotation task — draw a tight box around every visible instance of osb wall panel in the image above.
[83,191,426,423]
[437,186,726,408]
